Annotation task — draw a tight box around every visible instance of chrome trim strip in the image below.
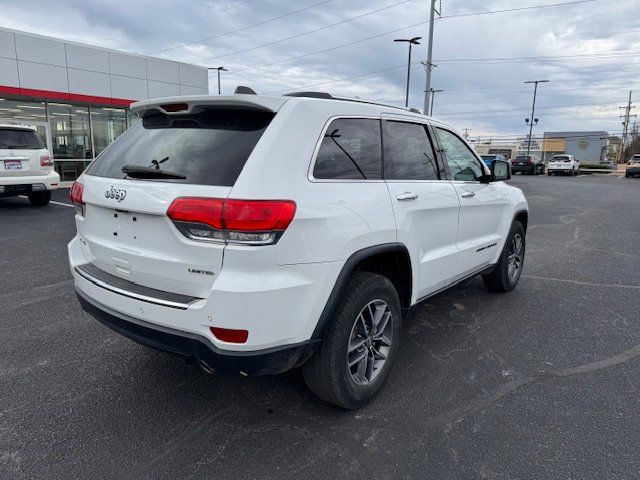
[415,264,493,304]
[74,265,199,310]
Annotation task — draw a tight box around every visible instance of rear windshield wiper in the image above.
[121,165,186,180]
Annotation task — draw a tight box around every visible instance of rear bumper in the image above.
[0,171,60,194]
[511,165,534,173]
[77,289,318,375]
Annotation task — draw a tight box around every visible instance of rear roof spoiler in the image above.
[131,95,289,117]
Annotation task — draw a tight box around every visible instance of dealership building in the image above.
[0,27,209,182]
[472,131,610,163]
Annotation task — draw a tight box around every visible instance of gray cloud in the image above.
[0,0,638,137]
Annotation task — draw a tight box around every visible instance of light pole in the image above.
[428,88,443,116]
[208,66,228,95]
[524,80,549,158]
[394,37,421,108]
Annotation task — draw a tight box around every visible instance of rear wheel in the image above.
[28,190,51,206]
[302,272,401,409]
[483,221,525,292]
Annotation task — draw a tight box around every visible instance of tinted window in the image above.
[383,121,438,180]
[435,128,484,181]
[0,128,45,150]
[313,118,382,180]
[86,109,274,186]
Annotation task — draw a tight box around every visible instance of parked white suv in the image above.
[0,124,59,205]
[68,93,528,408]
[547,154,580,175]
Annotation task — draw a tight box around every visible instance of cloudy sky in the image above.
[1,0,638,139]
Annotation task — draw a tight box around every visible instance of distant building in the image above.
[542,131,608,163]
[472,131,610,163]
[0,27,209,182]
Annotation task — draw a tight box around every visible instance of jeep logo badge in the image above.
[105,186,126,202]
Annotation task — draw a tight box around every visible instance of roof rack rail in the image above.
[284,91,333,99]
[283,91,423,115]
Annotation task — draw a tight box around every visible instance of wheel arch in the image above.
[311,243,412,341]
[513,209,528,231]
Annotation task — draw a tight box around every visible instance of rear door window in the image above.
[0,128,45,150]
[383,120,439,180]
[86,109,275,186]
[313,118,382,180]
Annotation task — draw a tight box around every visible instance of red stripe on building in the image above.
[0,85,135,107]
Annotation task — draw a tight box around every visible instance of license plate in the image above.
[4,160,22,170]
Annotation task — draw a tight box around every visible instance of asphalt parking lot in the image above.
[2,174,640,480]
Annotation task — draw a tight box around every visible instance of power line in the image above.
[227,23,638,74]
[259,51,639,96]
[130,2,238,40]
[148,0,333,54]
[436,0,598,20]
[193,0,412,64]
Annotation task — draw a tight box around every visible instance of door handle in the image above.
[396,192,418,201]
[460,191,476,198]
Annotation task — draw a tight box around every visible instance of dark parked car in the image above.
[511,154,544,175]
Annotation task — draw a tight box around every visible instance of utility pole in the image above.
[428,88,443,116]
[524,80,549,158]
[423,0,440,114]
[618,90,636,163]
[394,37,422,108]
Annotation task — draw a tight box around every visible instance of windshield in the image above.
[0,128,45,150]
[86,109,275,186]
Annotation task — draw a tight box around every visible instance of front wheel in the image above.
[302,272,402,409]
[483,220,525,292]
[28,190,51,206]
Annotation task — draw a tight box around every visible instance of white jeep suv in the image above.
[0,124,59,205]
[68,93,528,409]
[547,154,580,176]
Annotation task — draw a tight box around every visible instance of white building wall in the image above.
[0,27,208,102]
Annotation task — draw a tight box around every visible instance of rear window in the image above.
[313,118,382,180]
[0,128,45,150]
[85,109,274,186]
[553,156,570,161]
[480,155,496,160]
[515,156,530,161]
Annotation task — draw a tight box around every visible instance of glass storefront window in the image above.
[48,103,91,160]
[0,98,47,122]
[91,107,127,156]
[127,111,141,129]
[47,103,91,182]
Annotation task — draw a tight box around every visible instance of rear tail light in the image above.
[40,154,53,167]
[210,326,249,344]
[167,197,296,245]
[70,181,85,216]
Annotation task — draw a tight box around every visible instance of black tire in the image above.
[28,190,51,206]
[483,220,526,293]
[302,271,402,409]
[547,172,552,176]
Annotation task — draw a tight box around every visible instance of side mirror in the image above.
[491,159,510,181]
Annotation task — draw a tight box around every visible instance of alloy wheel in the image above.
[507,233,523,281]
[347,300,393,385]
